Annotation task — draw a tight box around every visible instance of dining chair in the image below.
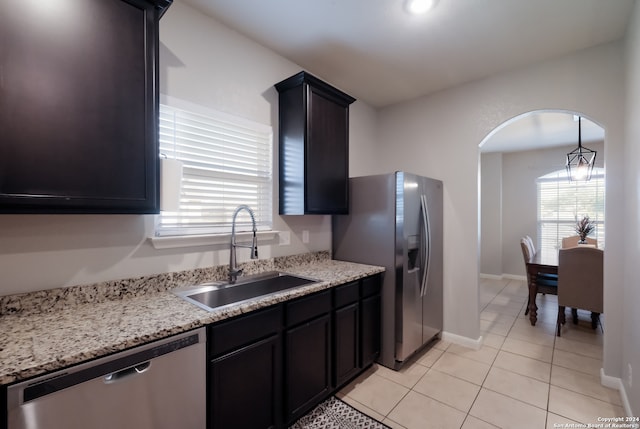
[520,237,558,316]
[561,235,597,248]
[556,246,604,336]
[524,235,535,258]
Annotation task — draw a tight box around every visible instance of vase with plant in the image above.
[575,215,595,244]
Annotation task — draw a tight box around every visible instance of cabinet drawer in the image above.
[209,306,282,357]
[286,290,331,327]
[334,281,359,308]
[361,275,382,298]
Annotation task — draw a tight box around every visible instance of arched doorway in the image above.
[478,110,605,280]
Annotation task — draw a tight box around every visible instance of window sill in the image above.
[149,230,281,250]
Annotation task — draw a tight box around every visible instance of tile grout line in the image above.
[341,277,614,428]
[461,277,520,428]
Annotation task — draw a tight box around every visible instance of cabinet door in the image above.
[361,294,381,368]
[305,86,349,214]
[285,314,331,424]
[209,335,281,429]
[0,0,160,213]
[275,71,354,215]
[334,302,360,387]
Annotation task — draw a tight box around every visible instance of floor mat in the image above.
[289,396,390,429]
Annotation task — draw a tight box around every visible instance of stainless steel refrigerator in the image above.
[332,172,443,370]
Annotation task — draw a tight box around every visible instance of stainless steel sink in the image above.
[173,271,318,312]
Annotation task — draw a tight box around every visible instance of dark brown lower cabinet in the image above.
[334,302,360,387]
[209,335,281,429]
[208,306,282,429]
[206,273,381,429]
[361,293,381,368]
[284,314,332,424]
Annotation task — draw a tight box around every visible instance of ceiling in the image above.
[481,112,604,153]
[182,0,632,151]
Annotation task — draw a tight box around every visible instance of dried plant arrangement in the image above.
[575,215,595,243]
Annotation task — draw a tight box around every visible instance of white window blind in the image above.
[157,98,273,237]
[537,168,605,254]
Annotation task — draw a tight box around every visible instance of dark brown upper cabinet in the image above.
[275,72,355,215]
[0,0,171,214]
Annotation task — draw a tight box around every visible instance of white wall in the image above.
[480,153,502,276]
[370,42,625,371]
[349,102,381,177]
[623,0,640,415]
[0,2,379,296]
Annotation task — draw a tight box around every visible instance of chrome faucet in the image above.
[229,204,259,284]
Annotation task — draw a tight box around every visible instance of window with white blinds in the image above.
[156,99,273,236]
[537,168,605,254]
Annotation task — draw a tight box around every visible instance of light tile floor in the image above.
[337,277,623,429]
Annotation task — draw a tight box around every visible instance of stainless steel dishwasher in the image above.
[7,327,206,429]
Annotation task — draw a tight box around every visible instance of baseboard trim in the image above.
[502,274,526,281]
[479,273,527,281]
[442,331,483,350]
[601,368,632,416]
[480,273,503,280]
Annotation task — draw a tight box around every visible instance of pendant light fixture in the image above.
[566,116,596,182]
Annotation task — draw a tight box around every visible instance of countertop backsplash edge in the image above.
[0,251,332,317]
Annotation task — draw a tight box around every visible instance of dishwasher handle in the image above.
[10,329,203,406]
[104,361,151,384]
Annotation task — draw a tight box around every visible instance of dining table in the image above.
[526,248,558,326]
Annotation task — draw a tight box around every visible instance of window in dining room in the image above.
[537,167,605,253]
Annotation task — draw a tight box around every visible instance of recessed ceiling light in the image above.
[405,0,438,15]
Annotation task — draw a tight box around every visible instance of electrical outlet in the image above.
[628,363,633,387]
[279,231,291,246]
[302,230,309,244]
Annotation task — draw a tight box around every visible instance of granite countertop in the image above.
[0,255,384,386]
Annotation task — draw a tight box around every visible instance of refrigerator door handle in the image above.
[420,194,431,297]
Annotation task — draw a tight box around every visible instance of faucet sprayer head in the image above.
[251,231,259,259]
